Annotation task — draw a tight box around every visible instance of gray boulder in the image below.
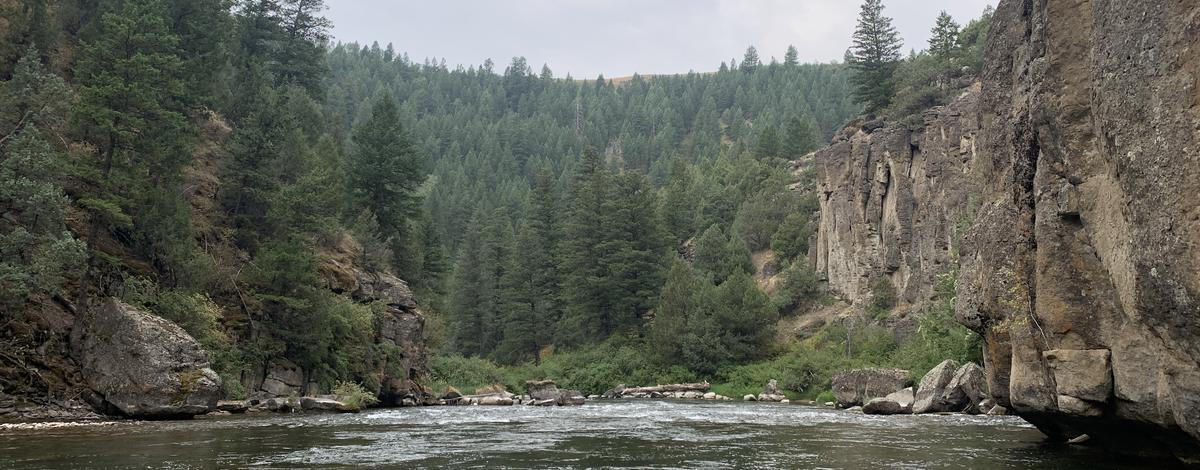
[831,368,910,407]
[863,387,914,415]
[942,363,988,413]
[74,299,221,419]
[524,380,584,406]
[300,396,352,412]
[913,360,958,414]
[261,358,305,397]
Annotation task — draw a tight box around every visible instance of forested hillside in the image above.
[320,41,864,365]
[1,0,992,410]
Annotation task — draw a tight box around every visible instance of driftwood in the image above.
[619,382,710,395]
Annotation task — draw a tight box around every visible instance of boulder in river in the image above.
[941,363,987,414]
[830,368,909,408]
[862,387,914,415]
[912,360,958,414]
[300,396,353,412]
[743,394,757,402]
[73,298,221,419]
[525,380,584,406]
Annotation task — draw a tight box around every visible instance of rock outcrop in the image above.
[831,368,909,408]
[72,299,221,419]
[812,89,980,306]
[950,0,1200,462]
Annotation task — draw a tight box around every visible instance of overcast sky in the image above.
[324,0,995,78]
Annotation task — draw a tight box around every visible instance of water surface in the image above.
[0,400,1142,469]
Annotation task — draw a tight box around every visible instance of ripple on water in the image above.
[1,400,1140,470]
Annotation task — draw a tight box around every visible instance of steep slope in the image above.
[956,0,1200,462]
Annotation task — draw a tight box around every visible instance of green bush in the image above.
[816,390,835,404]
[772,261,821,314]
[334,381,380,411]
[868,276,898,318]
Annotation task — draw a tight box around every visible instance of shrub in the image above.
[334,381,380,411]
[816,390,836,404]
[772,261,821,314]
[868,276,897,317]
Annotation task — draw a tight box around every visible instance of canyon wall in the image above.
[813,88,980,307]
[954,0,1200,462]
[814,0,1200,461]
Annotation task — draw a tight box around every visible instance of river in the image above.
[0,400,1144,469]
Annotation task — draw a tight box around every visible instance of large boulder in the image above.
[261,358,304,397]
[524,380,584,406]
[913,360,958,414]
[73,299,221,418]
[863,387,914,415]
[831,368,909,408]
[942,363,988,414]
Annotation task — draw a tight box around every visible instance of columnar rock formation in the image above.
[812,89,980,306]
[954,0,1200,462]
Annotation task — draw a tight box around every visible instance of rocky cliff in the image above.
[813,0,1200,461]
[812,87,980,306]
[953,0,1200,462]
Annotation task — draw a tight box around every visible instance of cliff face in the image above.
[813,88,980,306]
[813,0,1200,461]
[954,0,1200,462]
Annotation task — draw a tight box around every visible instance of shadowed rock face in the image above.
[73,299,221,419]
[812,88,980,306]
[955,0,1200,462]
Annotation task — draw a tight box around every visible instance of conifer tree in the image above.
[73,0,198,282]
[277,0,331,94]
[741,46,761,74]
[848,0,902,112]
[557,149,611,345]
[784,45,799,66]
[928,11,961,58]
[661,155,697,243]
[783,115,818,157]
[649,259,701,361]
[347,93,426,276]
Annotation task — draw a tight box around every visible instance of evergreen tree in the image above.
[755,125,783,160]
[648,259,701,361]
[600,171,666,333]
[783,115,818,157]
[660,155,697,243]
[277,0,331,94]
[848,0,903,112]
[73,0,198,283]
[692,224,751,285]
[929,11,960,58]
[784,45,799,66]
[741,46,761,74]
[166,0,233,106]
[347,93,426,276]
[712,270,778,362]
[0,127,87,312]
[557,149,611,345]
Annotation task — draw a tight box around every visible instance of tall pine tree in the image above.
[848,0,902,112]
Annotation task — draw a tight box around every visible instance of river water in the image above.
[0,400,1143,469]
